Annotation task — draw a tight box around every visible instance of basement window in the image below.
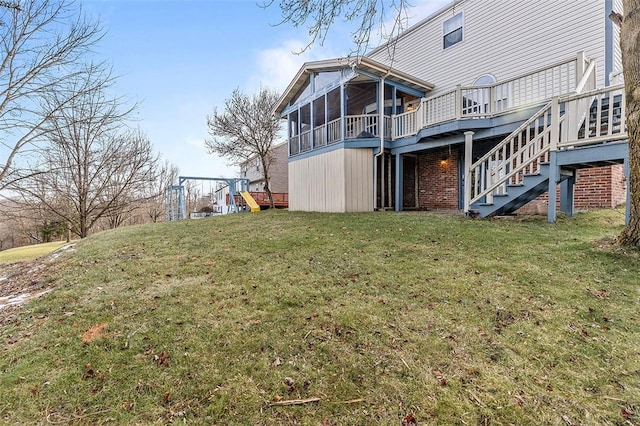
[443,12,463,49]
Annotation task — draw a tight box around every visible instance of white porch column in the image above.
[310,100,314,150]
[340,83,345,141]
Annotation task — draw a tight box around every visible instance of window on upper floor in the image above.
[443,12,463,49]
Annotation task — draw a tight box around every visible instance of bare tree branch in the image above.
[262,0,412,55]
[205,87,282,208]
[11,66,158,238]
[0,0,104,190]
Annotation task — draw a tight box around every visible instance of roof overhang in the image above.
[274,56,435,116]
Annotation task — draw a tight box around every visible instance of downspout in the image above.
[374,71,390,210]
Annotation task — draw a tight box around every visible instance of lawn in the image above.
[0,209,639,425]
[0,241,71,264]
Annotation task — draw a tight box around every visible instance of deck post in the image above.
[455,85,462,120]
[297,106,302,154]
[550,96,560,151]
[547,152,559,223]
[325,93,329,144]
[625,157,630,225]
[310,99,314,150]
[395,154,403,211]
[340,83,345,141]
[559,172,575,217]
[576,51,586,86]
[463,131,474,214]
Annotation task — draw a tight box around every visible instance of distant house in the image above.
[275,0,628,221]
[213,183,230,215]
[223,142,289,209]
[240,142,289,193]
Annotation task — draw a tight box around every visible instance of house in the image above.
[240,142,289,192]
[239,142,289,208]
[276,0,628,220]
[213,182,230,215]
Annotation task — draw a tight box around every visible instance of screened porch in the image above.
[275,57,434,157]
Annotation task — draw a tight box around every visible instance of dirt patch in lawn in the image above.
[0,244,75,327]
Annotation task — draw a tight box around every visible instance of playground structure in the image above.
[165,176,255,221]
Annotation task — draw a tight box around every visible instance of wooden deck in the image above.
[227,192,288,208]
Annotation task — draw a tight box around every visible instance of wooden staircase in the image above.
[475,163,571,217]
[465,83,628,219]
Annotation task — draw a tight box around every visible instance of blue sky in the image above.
[82,0,450,179]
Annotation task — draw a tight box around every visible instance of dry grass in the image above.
[0,209,639,425]
[0,241,70,264]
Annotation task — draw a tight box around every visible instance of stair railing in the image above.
[559,84,626,149]
[564,58,597,142]
[465,84,627,212]
[466,99,563,207]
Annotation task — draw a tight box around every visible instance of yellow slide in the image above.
[240,191,260,213]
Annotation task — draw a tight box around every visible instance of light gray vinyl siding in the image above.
[239,142,288,193]
[289,148,373,212]
[345,149,374,212]
[369,0,607,94]
[267,143,289,193]
[613,0,623,73]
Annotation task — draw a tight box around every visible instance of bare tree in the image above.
[205,87,282,208]
[614,0,640,246]
[0,0,103,190]
[609,0,640,247]
[145,159,179,223]
[263,0,411,54]
[183,180,200,218]
[14,67,158,238]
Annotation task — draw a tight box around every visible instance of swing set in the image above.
[164,176,252,221]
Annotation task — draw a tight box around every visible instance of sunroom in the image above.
[275,57,435,156]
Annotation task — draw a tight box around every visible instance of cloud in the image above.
[249,39,344,93]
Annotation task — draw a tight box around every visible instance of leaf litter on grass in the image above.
[0,210,639,425]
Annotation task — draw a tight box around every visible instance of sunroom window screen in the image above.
[443,12,463,49]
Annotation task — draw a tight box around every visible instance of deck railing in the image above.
[392,55,581,140]
[289,115,390,154]
[289,53,593,156]
[314,124,327,147]
[345,114,378,138]
[300,130,312,152]
[328,118,342,144]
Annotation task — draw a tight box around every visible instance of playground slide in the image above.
[240,191,260,213]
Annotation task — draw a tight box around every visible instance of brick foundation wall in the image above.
[517,164,626,214]
[609,164,626,207]
[415,147,460,210]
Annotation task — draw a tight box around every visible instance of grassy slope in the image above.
[0,241,70,264]
[1,210,639,425]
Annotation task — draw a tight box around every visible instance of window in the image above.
[472,74,496,86]
[443,12,463,49]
